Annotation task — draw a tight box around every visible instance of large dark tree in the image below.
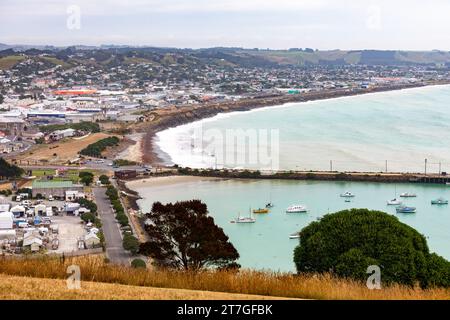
[140,200,240,271]
[294,208,450,288]
[0,158,24,180]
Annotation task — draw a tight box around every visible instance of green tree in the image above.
[293,209,450,288]
[99,174,110,185]
[140,200,240,271]
[123,234,139,255]
[0,158,24,179]
[0,94,4,104]
[80,212,96,223]
[79,171,94,186]
[76,198,97,214]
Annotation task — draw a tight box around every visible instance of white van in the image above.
[48,195,54,201]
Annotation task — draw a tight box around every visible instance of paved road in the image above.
[93,187,130,265]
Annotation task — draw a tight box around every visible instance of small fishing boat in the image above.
[289,232,300,239]
[286,205,308,213]
[400,192,417,198]
[396,206,416,213]
[253,208,269,214]
[231,210,256,223]
[431,197,448,205]
[387,198,402,205]
[265,202,274,208]
[340,191,355,198]
[345,199,351,203]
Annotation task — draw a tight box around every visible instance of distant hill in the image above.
[1,44,450,70]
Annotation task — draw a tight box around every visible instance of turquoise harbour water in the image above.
[156,84,450,172]
[133,178,450,272]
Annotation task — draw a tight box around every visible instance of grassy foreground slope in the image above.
[0,256,449,300]
[0,274,285,300]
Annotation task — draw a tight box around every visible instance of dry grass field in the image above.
[17,133,113,164]
[0,274,287,300]
[0,256,448,300]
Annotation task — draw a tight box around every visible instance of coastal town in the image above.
[1,45,450,304]
[1,47,450,262]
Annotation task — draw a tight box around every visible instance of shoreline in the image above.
[130,80,450,166]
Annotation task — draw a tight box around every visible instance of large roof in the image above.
[32,180,76,189]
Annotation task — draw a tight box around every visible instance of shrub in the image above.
[76,198,97,214]
[79,136,120,157]
[131,258,146,269]
[80,212,96,223]
[99,175,110,185]
[123,234,139,255]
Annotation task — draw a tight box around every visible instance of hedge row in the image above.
[79,136,120,158]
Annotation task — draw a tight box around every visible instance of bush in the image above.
[293,208,450,288]
[39,122,100,134]
[76,198,97,214]
[80,212,96,223]
[116,213,129,226]
[99,175,110,185]
[123,234,139,255]
[106,186,118,200]
[131,258,146,269]
[113,159,138,167]
[79,136,120,157]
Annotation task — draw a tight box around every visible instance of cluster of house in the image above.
[0,180,101,255]
[0,202,59,254]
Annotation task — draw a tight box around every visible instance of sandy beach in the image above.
[126,175,223,190]
[115,132,144,163]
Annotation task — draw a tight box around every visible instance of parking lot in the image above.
[50,216,85,253]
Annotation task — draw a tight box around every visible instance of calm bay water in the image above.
[155,85,450,172]
[133,178,450,272]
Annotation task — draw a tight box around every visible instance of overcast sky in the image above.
[1,0,450,50]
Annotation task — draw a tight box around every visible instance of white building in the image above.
[0,212,14,229]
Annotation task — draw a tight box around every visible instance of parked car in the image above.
[21,200,32,206]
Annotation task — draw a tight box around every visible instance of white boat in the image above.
[233,216,256,223]
[400,192,416,198]
[286,205,307,213]
[231,210,256,223]
[387,198,402,205]
[340,191,355,198]
[289,232,300,239]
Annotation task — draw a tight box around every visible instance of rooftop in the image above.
[32,180,78,189]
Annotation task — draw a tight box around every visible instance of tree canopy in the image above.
[0,158,24,179]
[140,200,240,271]
[293,208,450,288]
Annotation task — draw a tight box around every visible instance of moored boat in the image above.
[431,197,448,205]
[400,192,416,198]
[253,208,269,214]
[396,206,416,213]
[340,191,355,198]
[231,210,256,223]
[387,198,402,205]
[265,202,274,208]
[289,232,300,239]
[286,205,307,213]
